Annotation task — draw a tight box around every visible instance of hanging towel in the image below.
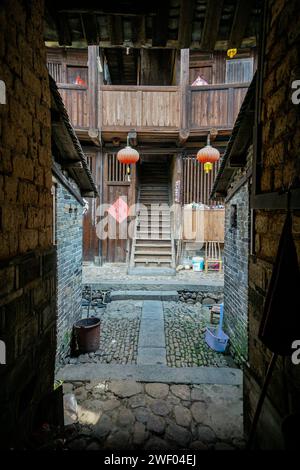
[259,212,300,356]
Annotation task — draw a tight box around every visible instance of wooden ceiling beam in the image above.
[200,0,224,52]
[116,49,125,83]
[228,0,254,49]
[54,1,158,16]
[80,13,99,45]
[132,15,146,46]
[178,0,196,49]
[46,6,72,46]
[152,2,170,47]
[110,15,124,46]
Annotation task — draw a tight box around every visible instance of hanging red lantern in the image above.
[196,135,220,174]
[117,138,139,182]
[117,146,139,165]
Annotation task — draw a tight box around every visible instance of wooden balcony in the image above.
[57,82,249,145]
[57,83,89,129]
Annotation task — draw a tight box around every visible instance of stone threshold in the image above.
[84,280,224,292]
[57,364,242,386]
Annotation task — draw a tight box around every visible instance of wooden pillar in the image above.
[88,45,101,140]
[179,49,190,145]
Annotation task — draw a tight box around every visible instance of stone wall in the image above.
[56,182,83,364]
[223,148,252,365]
[0,0,57,446]
[245,0,300,448]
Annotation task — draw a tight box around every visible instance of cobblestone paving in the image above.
[58,380,244,451]
[66,301,141,366]
[83,262,224,284]
[164,302,229,368]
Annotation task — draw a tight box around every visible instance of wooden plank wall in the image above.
[182,209,225,242]
[58,85,89,128]
[82,151,100,262]
[101,154,137,263]
[189,83,248,129]
[101,86,180,128]
[182,156,222,206]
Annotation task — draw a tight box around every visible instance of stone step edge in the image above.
[110,290,179,301]
[57,364,242,386]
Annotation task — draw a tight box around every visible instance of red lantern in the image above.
[196,144,220,174]
[117,146,139,165]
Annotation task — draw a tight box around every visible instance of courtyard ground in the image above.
[58,380,244,451]
[83,262,224,285]
[56,263,243,450]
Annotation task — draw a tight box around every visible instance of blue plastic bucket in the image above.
[205,327,229,353]
[205,302,229,353]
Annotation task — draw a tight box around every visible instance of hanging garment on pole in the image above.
[258,211,300,356]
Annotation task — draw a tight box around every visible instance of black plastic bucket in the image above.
[73,317,101,353]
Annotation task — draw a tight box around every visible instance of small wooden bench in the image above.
[209,305,221,324]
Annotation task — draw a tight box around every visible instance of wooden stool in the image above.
[210,305,221,324]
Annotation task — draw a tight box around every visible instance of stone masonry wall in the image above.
[56,182,83,364]
[0,0,57,447]
[223,147,252,365]
[245,0,300,448]
[224,182,249,365]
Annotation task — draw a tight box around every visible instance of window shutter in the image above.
[226,58,254,84]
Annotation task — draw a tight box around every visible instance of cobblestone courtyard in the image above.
[66,299,232,369]
[164,302,229,368]
[60,380,244,451]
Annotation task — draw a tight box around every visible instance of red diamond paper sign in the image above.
[108,197,129,223]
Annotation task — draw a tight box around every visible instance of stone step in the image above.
[110,290,179,301]
[138,219,171,223]
[134,257,172,268]
[135,242,172,247]
[137,225,171,230]
[134,249,172,255]
[127,267,176,276]
[134,255,172,262]
[136,235,171,240]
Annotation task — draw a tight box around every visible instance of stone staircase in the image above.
[129,161,175,274]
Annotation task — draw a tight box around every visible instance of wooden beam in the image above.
[200,0,224,52]
[88,46,99,130]
[80,13,99,45]
[152,2,170,47]
[55,1,158,16]
[228,0,254,49]
[116,49,124,83]
[178,0,195,49]
[132,15,146,46]
[47,7,72,46]
[180,49,190,141]
[110,15,123,46]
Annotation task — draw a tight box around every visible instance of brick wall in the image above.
[245,0,300,448]
[0,0,57,447]
[223,149,251,364]
[56,181,83,364]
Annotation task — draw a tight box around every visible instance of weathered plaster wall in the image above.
[245,0,300,449]
[0,0,57,447]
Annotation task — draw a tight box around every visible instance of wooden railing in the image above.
[100,85,180,129]
[57,83,89,129]
[189,83,249,130]
[56,82,249,134]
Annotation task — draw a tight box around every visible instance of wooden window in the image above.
[189,65,213,85]
[225,58,254,84]
[182,156,222,206]
[107,154,127,182]
[47,62,62,83]
[66,66,88,87]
